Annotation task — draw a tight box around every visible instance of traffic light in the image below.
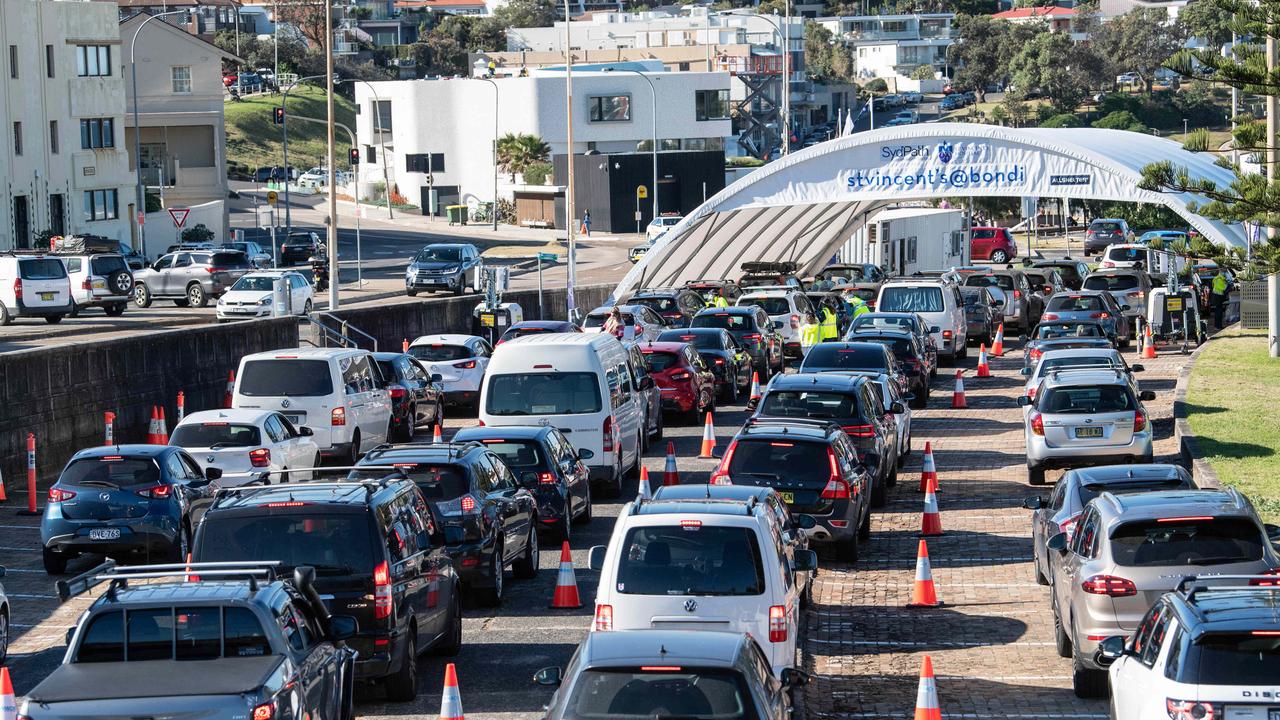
[349,147,359,165]
[273,106,285,125]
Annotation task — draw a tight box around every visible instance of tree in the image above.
[496,133,550,178]
[1002,92,1029,127]
[1011,31,1098,112]
[492,0,557,27]
[804,22,836,81]
[433,16,505,53]
[1177,0,1233,51]
[1040,112,1082,128]
[181,224,216,244]
[275,0,330,49]
[948,16,1043,102]
[911,64,935,80]
[1092,9,1184,93]
[1093,110,1150,133]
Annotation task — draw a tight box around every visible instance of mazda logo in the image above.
[100,492,111,501]
[684,599,698,612]
[207,456,215,464]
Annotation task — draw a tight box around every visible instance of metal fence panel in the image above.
[1240,277,1271,329]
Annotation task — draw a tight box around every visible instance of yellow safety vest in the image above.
[1212,274,1228,295]
[820,308,838,340]
[801,322,820,348]
[711,295,729,308]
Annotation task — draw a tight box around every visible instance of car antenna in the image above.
[705,483,711,499]
[660,644,668,657]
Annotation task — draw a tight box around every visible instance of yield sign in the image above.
[168,207,191,228]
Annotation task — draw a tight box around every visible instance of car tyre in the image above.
[42,546,68,575]
[512,523,539,579]
[435,593,463,657]
[1072,654,1108,699]
[347,431,361,465]
[477,541,504,607]
[0,302,10,326]
[303,299,313,315]
[406,288,418,297]
[1028,463,1046,486]
[720,377,739,404]
[870,474,887,508]
[105,302,126,317]
[837,532,860,562]
[651,409,663,442]
[69,303,80,318]
[0,606,8,666]
[857,506,871,540]
[573,485,593,525]
[394,409,414,443]
[187,283,207,308]
[1035,555,1050,586]
[887,463,899,487]
[1053,602,1072,658]
[45,315,63,324]
[383,633,418,702]
[133,283,152,308]
[991,250,1009,264]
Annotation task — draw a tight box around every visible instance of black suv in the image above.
[1031,258,1091,290]
[628,287,707,328]
[192,474,462,701]
[711,418,872,562]
[799,341,910,402]
[846,327,932,409]
[281,231,323,266]
[751,373,899,507]
[356,442,539,607]
[690,306,784,378]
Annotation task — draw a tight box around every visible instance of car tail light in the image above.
[1029,348,1042,361]
[743,333,761,342]
[48,486,76,503]
[1249,568,1280,586]
[1100,261,1114,269]
[460,495,478,513]
[138,484,172,499]
[710,441,736,485]
[13,278,21,298]
[769,605,787,642]
[1042,313,1059,321]
[941,329,953,340]
[538,472,556,485]
[842,424,876,438]
[252,701,276,720]
[331,407,346,426]
[249,447,271,467]
[594,604,614,630]
[1059,512,1082,542]
[790,314,799,329]
[373,560,393,619]
[1129,291,1145,299]
[602,416,615,453]
[1029,411,1044,436]
[265,501,308,508]
[453,359,477,369]
[671,371,692,381]
[389,384,406,400]
[820,449,851,499]
[82,278,92,291]
[1166,699,1218,720]
[1081,574,1137,597]
[713,358,724,365]
[1133,409,1148,433]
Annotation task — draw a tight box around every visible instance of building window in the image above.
[373,100,392,132]
[636,139,653,151]
[660,138,681,151]
[171,66,191,93]
[50,121,58,154]
[80,118,115,149]
[405,153,444,172]
[588,94,631,122]
[706,137,725,151]
[9,45,17,79]
[76,45,111,77]
[83,189,118,222]
[13,122,21,155]
[46,44,54,78]
[685,138,706,151]
[49,193,65,235]
[678,62,690,71]
[695,89,730,121]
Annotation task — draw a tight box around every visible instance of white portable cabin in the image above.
[837,206,967,277]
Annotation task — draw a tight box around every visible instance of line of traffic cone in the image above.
[638,466,652,500]
[1143,324,1157,359]
[0,466,7,503]
[975,343,991,378]
[402,338,409,352]
[146,406,169,444]
[918,441,937,492]
[991,323,1005,356]
[224,370,235,408]
[440,663,466,720]
[698,412,717,458]
[906,538,944,608]
[663,441,680,486]
[550,540,583,609]
[920,477,942,536]
[913,655,942,720]
[950,370,967,409]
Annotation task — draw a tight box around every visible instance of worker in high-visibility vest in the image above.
[849,295,870,319]
[1210,269,1230,328]
[799,311,821,354]
[819,305,839,342]
[710,288,729,308]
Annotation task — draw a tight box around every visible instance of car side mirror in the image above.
[781,667,811,688]
[1140,390,1156,401]
[329,614,359,642]
[588,545,608,572]
[791,549,818,572]
[890,401,905,414]
[640,376,654,390]
[929,326,941,333]
[1018,335,1028,343]
[1019,367,1032,376]
[1094,636,1127,667]
[1022,495,1046,510]
[1047,532,1070,553]
[533,666,564,687]
[577,448,595,460]
[772,320,784,329]
[1017,396,1032,407]
[1130,364,1144,372]
[298,426,314,437]
[792,514,817,530]
[205,467,223,481]
[1121,304,1131,311]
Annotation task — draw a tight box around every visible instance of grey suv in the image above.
[132,249,253,308]
[405,243,480,296]
[1046,488,1280,698]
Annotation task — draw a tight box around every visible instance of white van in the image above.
[231,347,392,464]
[875,279,968,363]
[0,254,74,325]
[479,333,643,497]
[587,494,816,676]
[1100,243,1187,275]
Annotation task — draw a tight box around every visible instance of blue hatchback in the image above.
[40,444,221,574]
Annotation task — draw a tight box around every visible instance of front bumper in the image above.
[217,304,271,320]
[407,273,461,290]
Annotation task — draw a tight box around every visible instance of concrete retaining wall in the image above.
[0,318,299,495]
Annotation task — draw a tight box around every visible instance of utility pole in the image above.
[563,0,577,319]
[325,1,339,310]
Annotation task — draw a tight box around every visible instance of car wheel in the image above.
[477,541,504,607]
[911,391,927,410]
[406,288,418,297]
[870,474,887,508]
[837,532,860,562]
[0,302,10,326]
[69,303,80,318]
[887,463,899,487]
[573,484,593,525]
[347,430,361,465]
[45,315,63,324]
[169,523,191,563]
[1028,464,1046,486]
[303,299,313,315]
[903,430,912,458]
[640,412,651,452]
[43,546,68,575]
[187,283,207,308]
[554,512,572,542]
[857,505,871,540]
[0,607,8,665]
[394,410,414,443]
[1053,602,1072,658]
[383,633,418,702]
[453,281,464,296]
[991,250,1009,264]
[720,377,739,404]
[434,593,463,657]
[108,270,132,296]
[1072,652,1108,699]
[512,523,539,580]
[105,302,126,317]
[1034,551,1050,586]
[133,284,152,308]
[310,454,322,480]
[651,409,664,442]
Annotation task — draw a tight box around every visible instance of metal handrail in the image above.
[304,312,377,351]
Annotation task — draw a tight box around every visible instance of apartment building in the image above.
[815,13,955,82]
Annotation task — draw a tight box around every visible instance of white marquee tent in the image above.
[614,123,1247,299]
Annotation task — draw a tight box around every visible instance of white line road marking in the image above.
[809,639,1056,647]
[8,593,57,599]
[858,557,1033,563]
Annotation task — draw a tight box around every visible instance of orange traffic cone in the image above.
[433,423,443,444]
[156,406,169,444]
[1143,324,1157,359]
[920,477,942,536]
[975,343,991,378]
[550,540,583,609]
[913,656,942,720]
[698,412,716,459]
[638,466,652,500]
[950,370,967,409]
[402,338,409,352]
[918,441,937,492]
[2,666,17,720]
[663,441,680,486]
[907,539,943,608]
[224,370,236,408]
[991,323,1005,357]
[440,663,465,720]
[748,371,762,407]
[146,406,162,444]
[0,466,7,503]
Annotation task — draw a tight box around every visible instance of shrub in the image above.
[1183,127,1211,152]
[1093,110,1150,134]
[181,223,215,244]
[523,161,552,185]
[1040,113,1083,128]
[910,65,935,80]
[865,78,888,93]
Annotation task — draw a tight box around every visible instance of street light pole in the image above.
[324,0,338,311]
[605,67,658,222]
[563,0,577,319]
[130,9,187,260]
[279,74,326,236]
[477,78,500,231]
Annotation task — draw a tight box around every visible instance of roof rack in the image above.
[367,441,482,460]
[744,417,839,430]
[1049,367,1124,380]
[56,559,282,602]
[1174,575,1280,604]
[216,465,410,504]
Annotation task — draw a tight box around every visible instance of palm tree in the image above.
[496,133,551,180]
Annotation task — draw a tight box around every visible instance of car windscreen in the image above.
[631,296,678,312]
[195,511,378,575]
[1083,274,1139,291]
[1035,356,1117,380]
[503,327,558,341]
[90,256,128,275]
[1109,517,1264,567]
[1047,295,1105,312]
[660,331,722,350]
[691,313,750,331]
[231,276,280,292]
[171,423,262,448]
[727,438,830,482]
[415,247,461,263]
[643,351,681,373]
[583,312,634,329]
[210,252,251,268]
[858,336,912,360]
[283,235,315,247]
[965,275,1014,291]
[802,344,888,372]
[740,297,791,316]
[1023,272,1048,286]
[961,288,988,306]
[1075,477,1191,506]
[237,359,334,397]
[616,525,765,596]
[407,344,471,362]
[75,606,272,663]
[1106,247,1148,262]
[853,316,916,333]
[60,457,161,490]
[485,372,603,416]
[1036,323,1104,339]
[760,390,864,423]
[561,667,757,720]
[1038,385,1134,414]
[474,440,544,470]
[1186,634,1280,686]
[20,258,68,279]
[820,266,868,282]
[878,286,943,313]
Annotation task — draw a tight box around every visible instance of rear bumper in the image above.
[15,299,73,317]
[804,501,858,543]
[588,463,620,485]
[443,389,479,406]
[1027,435,1153,468]
[350,628,407,679]
[445,539,498,587]
[44,526,179,556]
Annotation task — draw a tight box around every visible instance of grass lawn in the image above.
[1185,329,1280,521]
[224,86,357,173]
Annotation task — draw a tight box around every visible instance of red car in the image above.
[639,342,716,422]
[970,226,1018,264]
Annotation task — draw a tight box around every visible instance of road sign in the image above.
[636,185,648,199]
[168,207,191,228]
[266,190,278,206]
[537,252,558,262]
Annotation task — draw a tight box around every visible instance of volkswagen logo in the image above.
[684,599,698,613]
[100,492,111,501]
[281,399,292,409]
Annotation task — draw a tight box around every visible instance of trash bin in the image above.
[447,204,468,225]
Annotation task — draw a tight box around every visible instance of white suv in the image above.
[874,279,968,364]
[0,254,74,325]
[61,253,133,317]
[587,491,817,676]
[737,289,815,360]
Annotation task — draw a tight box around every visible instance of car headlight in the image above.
[258,296,272,305]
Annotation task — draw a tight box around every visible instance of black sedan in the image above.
[656,327,754,402]
[372,351,444,442]
[453,426,593,541]
[847,311,939,378]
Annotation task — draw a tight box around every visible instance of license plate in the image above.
[1075,426,1104,438]
[92,279,106,290]
[283,413,303,425]
[39,292,54,301]
[89,528,121,541]
[780,491,795,505]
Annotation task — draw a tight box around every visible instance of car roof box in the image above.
[740,261,798,275]
[51,234,120,255]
